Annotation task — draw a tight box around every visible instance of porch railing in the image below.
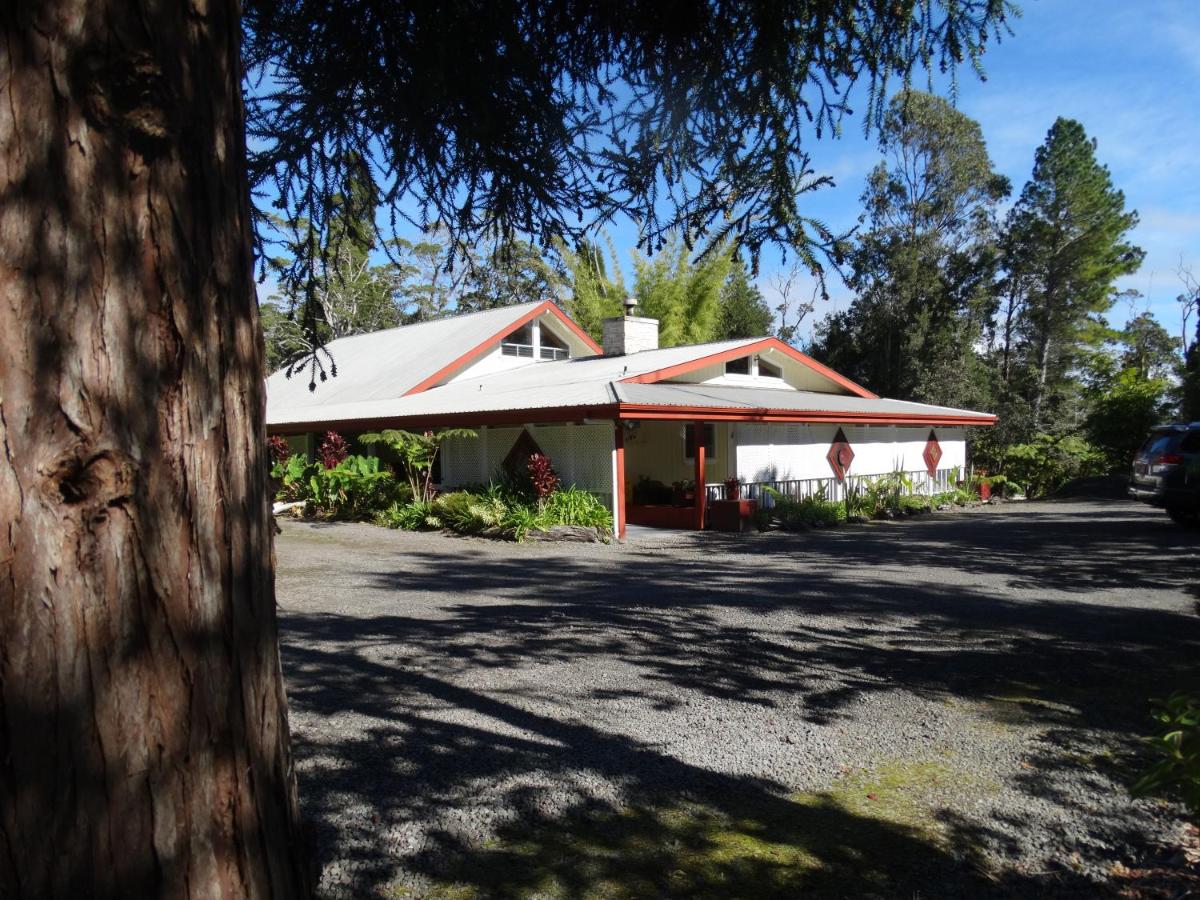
[500,342,570,360]
[705,468,958,505]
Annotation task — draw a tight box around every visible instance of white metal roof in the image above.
[264,301,551,411]
[267,333,993,427]
[267,337,762,425]
[614,383,994,420]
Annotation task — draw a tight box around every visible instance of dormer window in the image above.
[725,356,751,375]
[758,357,782,379]
[500,320,571,360]
[539,326,569,360]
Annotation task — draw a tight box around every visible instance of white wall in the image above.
[733,423,967,482]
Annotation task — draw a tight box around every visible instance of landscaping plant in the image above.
[527,453,561,504]
[1133,693,1200,819]
[360,427,477,502]
[318,430,350,469]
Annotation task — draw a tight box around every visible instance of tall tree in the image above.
[457,240,566,313]
[1119,312,1180,381]
[812,90,1008,406]
[559,238,627,340]
[3,1,1015,895]
[266,158,404,369]
[633,237,734,347]
[1,2,308,897]
[1001,118,1144,432]
[717,262,776,339]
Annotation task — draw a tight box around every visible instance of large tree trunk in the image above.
[0,2,309,898]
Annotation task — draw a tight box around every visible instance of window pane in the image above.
[725,356,750,375]
[758,358,782,378]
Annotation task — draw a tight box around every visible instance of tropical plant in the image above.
[376,484,611,542]
[274,454,318,503]
[267,435,292,465]
[360,428,477,502]
[527,453,560,503]
[1132,693,1200,818]
[762,485,845,529]
[305,455,403,519]
[318,431,350,469]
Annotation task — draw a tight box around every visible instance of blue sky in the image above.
[741,0,1200,342]
[259,1,1200,345]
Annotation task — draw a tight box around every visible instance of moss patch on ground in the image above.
[389,760,994,899]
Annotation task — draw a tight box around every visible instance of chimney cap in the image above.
[623,296,639,316]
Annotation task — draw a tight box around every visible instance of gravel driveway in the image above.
[275,500,1200,898]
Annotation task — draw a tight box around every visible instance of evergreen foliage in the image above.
[811,90,1008,409]
[243,0,1017,368]
[998,118,1144,433]
[717,262,775,339]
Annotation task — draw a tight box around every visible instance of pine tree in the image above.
[717,262,775,339]
[1002,118,1144,433]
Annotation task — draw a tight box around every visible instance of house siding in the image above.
[732,424,965,483]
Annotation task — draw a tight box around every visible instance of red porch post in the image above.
[693,421,706,530]
[614,421,627,540]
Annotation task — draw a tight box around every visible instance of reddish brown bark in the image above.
[0,2,309,897]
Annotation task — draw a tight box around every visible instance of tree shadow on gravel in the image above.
[277,501,1200,896]
[283,637,1105,899]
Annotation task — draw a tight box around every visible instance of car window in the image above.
[1180,431,1200,453]
[1139,433,1177,457]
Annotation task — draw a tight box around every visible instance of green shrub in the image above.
[1132,693,1200,818]
[274,453,405,519]
[432,490,509,534]
[307,455,404,519]
[1001,434,1105,499]
[377,484,611,542]
[896,493,930,513]
[376,500,435,530]
[762,486,845,529]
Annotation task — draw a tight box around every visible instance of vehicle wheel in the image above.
[1166,506,1198,525]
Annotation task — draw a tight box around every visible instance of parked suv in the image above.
[1129,423,1200,523]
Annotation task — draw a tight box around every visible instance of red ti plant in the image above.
[318,431,349,469]
[723,476,741,500]
[527,452,559,503]
[267,435,291,466]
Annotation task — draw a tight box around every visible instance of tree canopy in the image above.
[811,89,1008,408]
[242,0,1016,365]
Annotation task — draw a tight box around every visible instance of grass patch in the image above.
[392,761,992,898]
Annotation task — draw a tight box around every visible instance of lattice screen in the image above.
[440,424,614,504]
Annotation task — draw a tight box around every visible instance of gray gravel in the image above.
[275,500,1200,898]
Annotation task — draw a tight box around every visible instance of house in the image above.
[266,299,996,536]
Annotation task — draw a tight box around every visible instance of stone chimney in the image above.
[602,297,659,355]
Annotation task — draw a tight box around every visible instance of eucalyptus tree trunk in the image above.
[0,2,309,897]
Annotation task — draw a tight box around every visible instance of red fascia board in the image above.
[616,403,996,427]
[403,300,603,397]
[268,401,996,435]
[618,338,879,400]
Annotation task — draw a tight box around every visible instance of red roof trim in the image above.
[616,403,996,427]
[269,401,995,435]
[618,337,879,399]
[403,300,602,396]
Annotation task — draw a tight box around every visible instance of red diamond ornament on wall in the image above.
[826,428,855,481]
[922,430,943,476]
